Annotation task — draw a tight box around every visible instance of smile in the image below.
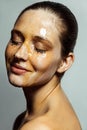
[11,64,28,75]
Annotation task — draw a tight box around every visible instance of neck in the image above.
[22,75,60,119]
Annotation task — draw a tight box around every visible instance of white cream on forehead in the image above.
[40,28,47,38]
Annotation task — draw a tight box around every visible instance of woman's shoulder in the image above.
[13,112,52,130]
[20,116,52,130]
[18,115,82,130]
[13,111,82,130]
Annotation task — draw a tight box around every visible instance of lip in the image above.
[11,64,29,75]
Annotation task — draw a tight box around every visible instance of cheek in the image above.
[31,52,58,71]
[36,54,48,69]
[5,44,16,65]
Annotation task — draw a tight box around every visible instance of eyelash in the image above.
[35,47,46,53]
[10,39,22,45]
[10,39,46,53]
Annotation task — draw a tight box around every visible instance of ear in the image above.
[57,53,74,73]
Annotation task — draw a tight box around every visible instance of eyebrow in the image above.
[11,29,25,41]
[11,29,53,48]
[33,36,53,48]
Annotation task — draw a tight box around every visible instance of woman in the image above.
[5,1,82,130]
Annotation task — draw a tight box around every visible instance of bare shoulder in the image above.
[13,112,82,130]
[20,116,82,130]
[20,117,51,130]
[13,112,52,130]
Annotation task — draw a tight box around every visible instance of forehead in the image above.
[14,9,62,46]
[15,9,63,31]
[15,9,58,29]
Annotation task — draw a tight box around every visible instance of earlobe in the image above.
[57,53,74,73]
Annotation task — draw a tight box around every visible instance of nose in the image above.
[15,44,29,61]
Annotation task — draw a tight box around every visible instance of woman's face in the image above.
[5,9,62,87]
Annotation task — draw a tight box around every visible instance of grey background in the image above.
[0,0,87,130]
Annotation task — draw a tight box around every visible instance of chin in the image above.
[9,79,23,88]
[8,74,25,88]
[8,73,34,88]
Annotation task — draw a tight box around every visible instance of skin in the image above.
[5,9,81,130]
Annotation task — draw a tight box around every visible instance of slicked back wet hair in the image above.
[15,1,78,58]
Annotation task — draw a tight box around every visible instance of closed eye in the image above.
[35,47,46,53]
[10,39,22,45]
[10,29,24,45]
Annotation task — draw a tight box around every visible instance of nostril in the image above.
[11,56,19,64]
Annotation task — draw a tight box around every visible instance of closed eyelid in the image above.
[11,29,25,41]
[33,36,53,49]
